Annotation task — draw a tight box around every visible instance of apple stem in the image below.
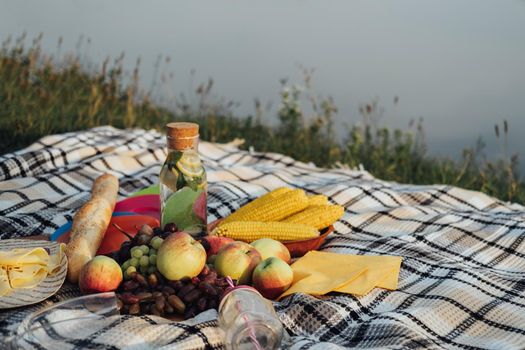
[112,223,134,240]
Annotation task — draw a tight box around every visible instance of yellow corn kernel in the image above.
[223,189,308,223]
[222,187,292,224]
[212,221,319,242]
[283,204,344,229]
[308,194,329,206]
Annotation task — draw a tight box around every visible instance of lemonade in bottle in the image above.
[160,122,207,236]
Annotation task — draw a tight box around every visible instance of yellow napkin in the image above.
[279,251,402,299]
[0,244,65,297]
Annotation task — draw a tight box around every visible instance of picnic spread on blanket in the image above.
[0,125,524,349]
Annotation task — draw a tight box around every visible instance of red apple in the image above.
[214,241,262,284]
[252,257,293,299]
[251,238,291,264]
[157,232,206,280]
[199,236,235,257]
[79,256,123,294]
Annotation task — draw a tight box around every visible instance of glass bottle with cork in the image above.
[159,122,207,237]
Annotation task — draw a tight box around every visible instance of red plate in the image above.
[57,215,159,254]
[114,195,160,220]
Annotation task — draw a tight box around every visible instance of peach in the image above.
[214,241,261,285]
[251,238,291,264]
[79,256,123,294]
[252,257,293,299]
[157,232,206,280]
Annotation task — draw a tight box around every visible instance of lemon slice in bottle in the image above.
[176,151,204,178]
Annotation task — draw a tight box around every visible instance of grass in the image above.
[1,34,524,204]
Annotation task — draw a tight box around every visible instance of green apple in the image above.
[214,241,261,284]
[252,257,293,299]
[157,232,206,280]
[251,238,291,264]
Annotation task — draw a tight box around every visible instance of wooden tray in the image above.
[283,225,333,258]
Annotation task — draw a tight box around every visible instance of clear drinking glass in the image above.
[5,292,119,349]
[218,286,289,350]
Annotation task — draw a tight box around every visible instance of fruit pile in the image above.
[79,228,297,319]
[79,222,298,317]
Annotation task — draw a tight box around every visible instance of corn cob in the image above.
[308,194,329,206]
[283,204,344,229]
[223,189,308,223]
[212,221,319,242]
[222,187,292,224]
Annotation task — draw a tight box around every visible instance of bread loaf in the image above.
[65,173,119,283]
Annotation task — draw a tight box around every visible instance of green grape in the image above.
[126,266,137,276]
[139,265,148,275]
[149,248,157,256]
[139,245,149,254]
[131,247,143,258]
[121,260,131,270]
[139,255,149,267]
[129,257,139,267]
[147,266,157,274]
[151,237,163,250]
[149,254,157,265]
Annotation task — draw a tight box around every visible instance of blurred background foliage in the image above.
[1,34,523,204]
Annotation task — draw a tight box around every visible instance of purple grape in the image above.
[153,227,163,237]
[163,223,178,233]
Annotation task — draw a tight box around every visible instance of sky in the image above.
[1,0,524,159]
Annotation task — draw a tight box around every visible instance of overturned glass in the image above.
[218,280,289,350]
[5,292,119,349]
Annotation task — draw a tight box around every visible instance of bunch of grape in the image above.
[114,223,178,271]
[120,236,163,278]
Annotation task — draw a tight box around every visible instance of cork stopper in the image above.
[166,122,199,150]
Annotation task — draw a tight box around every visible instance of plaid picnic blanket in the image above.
[1,126,525,349]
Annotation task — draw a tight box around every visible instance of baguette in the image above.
[65,173,119,283]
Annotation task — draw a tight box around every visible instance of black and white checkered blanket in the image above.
[1,126,524,349]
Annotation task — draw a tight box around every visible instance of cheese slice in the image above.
[279,266,368,299]
[0,266,12,297]
[335,265,400,296]
[307,251,403,292]
[0,247,49,266]
[0,244,66,296]
[278,251,402,300]
[8,264,48,289]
